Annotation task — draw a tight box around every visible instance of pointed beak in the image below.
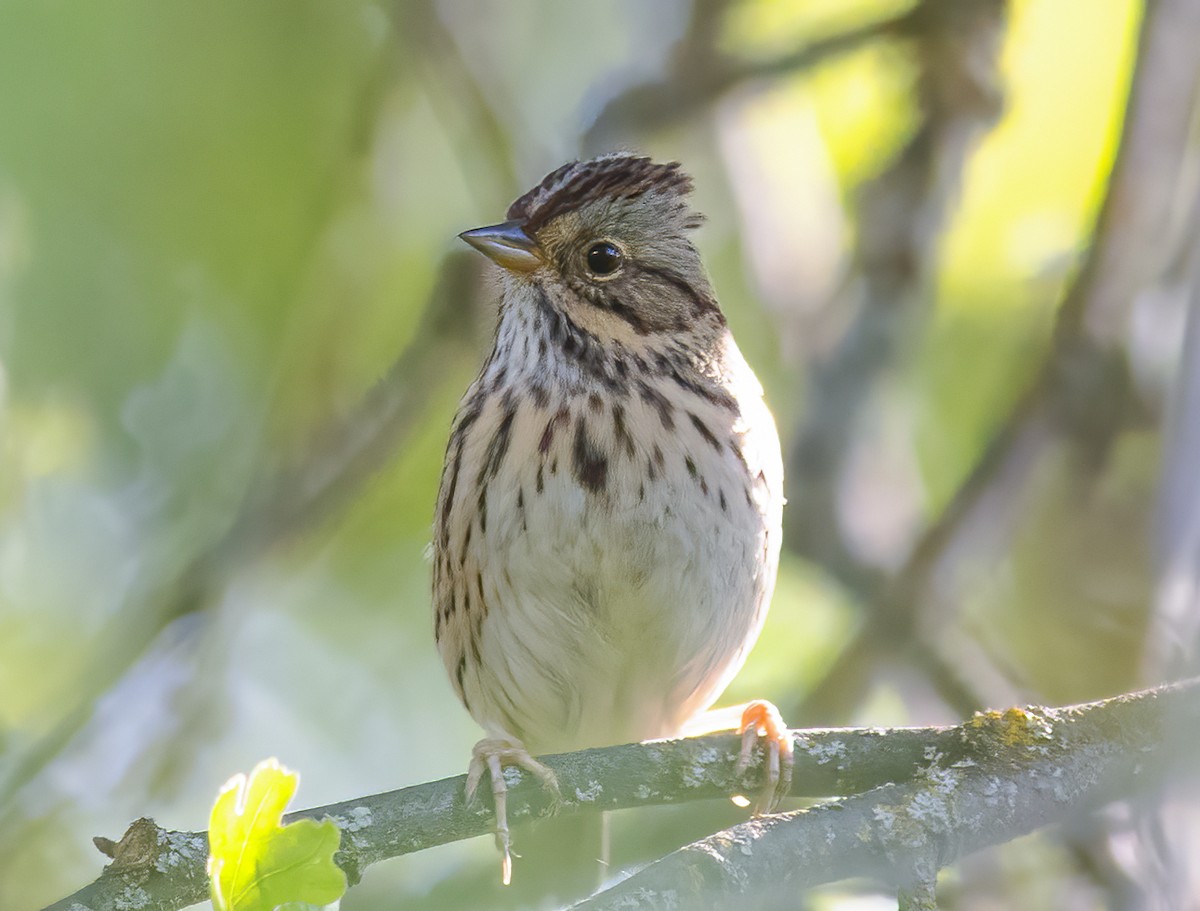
[458,220,542,273]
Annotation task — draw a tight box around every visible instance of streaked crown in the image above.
[508,153,701,232]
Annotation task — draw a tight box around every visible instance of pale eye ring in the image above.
[586,241,623,276]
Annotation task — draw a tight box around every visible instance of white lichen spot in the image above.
[982,775,1018,809]
[345,806,373,831]
[682,748,722,788]
[907,789,951,833]
[328,806,374,848]
[872,805,897,834]
[574,780,603,802]
[112,885,150,910]
[856,820,876,843]
[1050,767,1075,803]
[924,766,957,795]
[635,783,652,800]
[950,758,977,769]
[154,830,203,873]
[806,740,847,765]
[503,765,524,788]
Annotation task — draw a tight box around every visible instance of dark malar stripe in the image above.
[534,286,620,389]
[572,416,608,493]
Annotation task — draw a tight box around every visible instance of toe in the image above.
[736,700,794,814]
[467,735,559,884]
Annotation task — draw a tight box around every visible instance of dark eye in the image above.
[586,241,623,276]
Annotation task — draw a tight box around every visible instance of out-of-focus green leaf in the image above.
[208,758,345,911]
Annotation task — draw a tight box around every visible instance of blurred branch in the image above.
[794,0,1200,724]
[1148,190,1200,676]
[570,679,1200,910]
[890,0,1200,625]
[185,253,482,576]
[43,679,1200,911]
[785,0,1006,580]
[782,0,1007,719]
[582,0,919,152]
[401,1,524,205]
[0,6,490,814]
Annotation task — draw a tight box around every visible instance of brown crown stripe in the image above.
[509,155,694,231]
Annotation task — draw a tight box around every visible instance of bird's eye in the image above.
[586,241,623,276]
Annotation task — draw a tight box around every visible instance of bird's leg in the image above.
[465,736,559,884]
[684,700,795,814]
[735,700,794,814]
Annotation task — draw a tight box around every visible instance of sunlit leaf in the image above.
[208,758,346,911]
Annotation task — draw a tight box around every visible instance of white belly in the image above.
[460,387,780,753]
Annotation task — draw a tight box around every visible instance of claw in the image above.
[467,736,560,884]
[736,700,794,815]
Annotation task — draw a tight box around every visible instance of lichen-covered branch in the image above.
[570,678,1200,910]
[44,679,1200,911]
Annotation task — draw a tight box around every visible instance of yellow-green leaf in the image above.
[207,758,346,911]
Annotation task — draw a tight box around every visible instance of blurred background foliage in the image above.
[2,0,1198,908]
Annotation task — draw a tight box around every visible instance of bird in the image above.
[433,152,789,883]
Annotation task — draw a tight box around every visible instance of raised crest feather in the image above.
[508,154,698,231]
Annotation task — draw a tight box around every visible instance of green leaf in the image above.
[207,758,347,911]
